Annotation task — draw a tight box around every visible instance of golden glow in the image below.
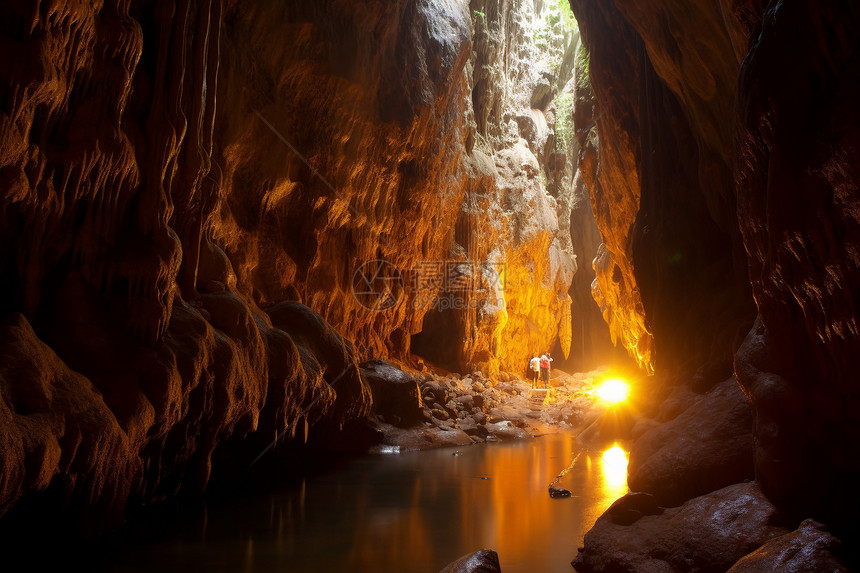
[601,445,629,489]
[595,378,629,404]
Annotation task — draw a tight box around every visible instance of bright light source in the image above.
[596,378,629,404]
[602,445,628,466]
[602,445,629,488]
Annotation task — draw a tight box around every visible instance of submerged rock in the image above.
[548,486,572,498]
[438,549,502,573]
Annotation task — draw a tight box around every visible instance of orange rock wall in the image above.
[0,0,589,526]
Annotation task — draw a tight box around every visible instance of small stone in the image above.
[431,407,450,421]
[549,486,572,498]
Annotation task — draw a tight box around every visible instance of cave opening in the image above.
[2,0,860,571]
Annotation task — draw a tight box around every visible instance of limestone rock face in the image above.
[570,2,654,374]
[570,0,860,554]
[413,0,584,376]
[0,0,590,528]
[0,314,134,527]
[733,0,860,526]
[569,0,756,379]
[568,169,616,370]
[214,0,474,359]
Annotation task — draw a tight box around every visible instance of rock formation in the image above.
[413,0,582,376]
[2,0,860,569]
[569,0,860,567]
[0,0,605,533]
[438,548,502,573]
[572,482,791,572]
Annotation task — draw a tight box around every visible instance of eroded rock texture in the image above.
[572,482,791,573]
[627,377,753,508]
[734,0,860,527]
[570,0,756,380]
[413,0,583,375]
[727,519,850,573]
[0,0,601,529]
[570,0,860,560]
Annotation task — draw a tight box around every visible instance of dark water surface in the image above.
[102,433,627,573]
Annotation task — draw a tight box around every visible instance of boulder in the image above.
[627,377,753,506]
[431,406,450,421]
[604,491,663,526]
[485,421,530,441]
[438,549,502,573]
[454,395,476,410]
[359,359,422,427]
[422,380,450,406]
[458,416,488,439]
[572,482,791,573]
[726,519,849,572]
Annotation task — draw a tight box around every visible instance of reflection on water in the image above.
[601,445,629,496]
[103,434,628,573]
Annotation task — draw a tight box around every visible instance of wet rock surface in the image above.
[627,377,754,507]
[572,482,791,573]
[726,519,850,573]
[438,549,502,573]
[360,359,422,427]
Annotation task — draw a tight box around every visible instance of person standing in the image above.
[539,353,553,388]
[529,355,541,387]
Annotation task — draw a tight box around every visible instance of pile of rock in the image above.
[363,361,601,452]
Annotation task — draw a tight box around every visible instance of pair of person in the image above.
[529,353,552,388]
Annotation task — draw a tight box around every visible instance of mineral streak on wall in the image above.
[0,0,600,526]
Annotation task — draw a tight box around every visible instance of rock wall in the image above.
[570,0,756,381]
[0,0,470,526]
[734,0,860,528]
[570,0,860,547]
[214,0,474,358]
[413,0,584,375]
[0,0,600,528]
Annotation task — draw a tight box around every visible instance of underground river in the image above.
[91,433,628,573]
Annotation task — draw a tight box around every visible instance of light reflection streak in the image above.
[601,445,629,496]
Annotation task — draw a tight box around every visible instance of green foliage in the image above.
[531,0,579,77]
[473,9,486,23]
[555,0,577,31]
[575,43,591,92]
[553,91,576,151]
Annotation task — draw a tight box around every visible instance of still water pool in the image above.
[102,433,627,573]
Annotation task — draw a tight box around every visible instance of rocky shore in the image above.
[360,359,606,453]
